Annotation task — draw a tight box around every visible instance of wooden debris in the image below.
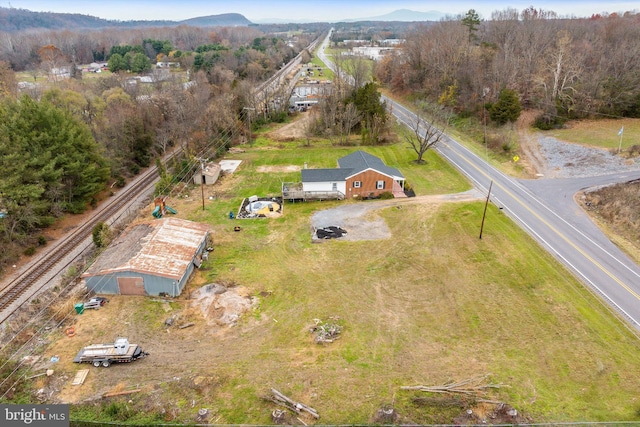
[27,372,48,380]
[310,318,342,344]
[271,409,289,425]
[401,374,506,397]
[102,388,141,398]
[72,369,89,386]
[270,388,319,419]
[178,322,195,329]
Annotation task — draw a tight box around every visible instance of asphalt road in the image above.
[392,98,640,331]
[319,29,640,333]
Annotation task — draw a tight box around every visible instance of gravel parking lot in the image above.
[310,190,483,242]
[537,135,640,178]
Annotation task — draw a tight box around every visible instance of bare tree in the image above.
[303,108,318,147]
[337,102,361,144]
[37,44,67,80]
[536,30,584,115]
[0,60,17,99]
[342,54,370,89]
[404,113,447,164]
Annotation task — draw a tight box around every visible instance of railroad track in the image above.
[0,165,160,321]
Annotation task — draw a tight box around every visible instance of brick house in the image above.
[292,150,405,200]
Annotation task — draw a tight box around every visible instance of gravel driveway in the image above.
[310,190,483,242]
[536,135,640,178]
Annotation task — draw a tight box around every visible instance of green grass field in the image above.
[179,137,640,424]
[542,118,640,151]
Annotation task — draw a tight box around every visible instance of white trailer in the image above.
[73,338,147,368]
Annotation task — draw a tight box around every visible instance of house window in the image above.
[353,181,361,188]
[376,180,385,190]
[332,183,337,191]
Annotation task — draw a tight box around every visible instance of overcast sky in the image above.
[5,1,638,22]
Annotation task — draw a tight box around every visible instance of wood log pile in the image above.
[401,374,505,397]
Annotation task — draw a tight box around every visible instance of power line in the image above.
[0,97,246,393]
[0,31,325,393]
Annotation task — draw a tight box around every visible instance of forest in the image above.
[0,7,639,273]
[0,23,320,271]
[374,8,640,126]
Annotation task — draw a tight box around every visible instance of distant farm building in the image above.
[82,218,211,297]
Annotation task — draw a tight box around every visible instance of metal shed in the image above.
[82,218,211,297]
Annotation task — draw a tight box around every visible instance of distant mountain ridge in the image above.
[347,9,445,22]
[253,9,444,24]
[0,7,252,32]
[0,6,442,32]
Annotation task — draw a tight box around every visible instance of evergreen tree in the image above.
[461,9,481,43]
[130,53,152,73]
[107,53,127,72]
[0,96,109,240]
[350,82,388,144]
[489,89,522,125]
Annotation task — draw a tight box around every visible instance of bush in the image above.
[104,401,135,421]
[114,175,126,188]
[23,247,36,256]
[628,144,640,158]
[378,191,394,200]
[37,235,47,246]
[533,113,566,130]
[92,222,111,248]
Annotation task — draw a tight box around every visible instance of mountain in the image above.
[0,6,440,32]
[176,13,251,27]
[0,7,251,32]
[349,9,445,22]
[252,9,444,24]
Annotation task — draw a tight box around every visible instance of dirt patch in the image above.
[580,179,640,264]
[516,110,548,178]
[266,112,314,142]
[190,284,255,327]
[256,165,301,173]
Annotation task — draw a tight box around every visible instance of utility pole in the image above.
[243,107,255,146]
[197,157,206,211]
[479,180,493,240]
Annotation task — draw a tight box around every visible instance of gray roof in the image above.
[302,168,352,182]
[338,150,404,179]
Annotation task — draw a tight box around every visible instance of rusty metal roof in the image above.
[83,218,210,280]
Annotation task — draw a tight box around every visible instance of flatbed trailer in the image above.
[73,338,148,368]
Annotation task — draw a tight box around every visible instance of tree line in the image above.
[375,8,640,127]
[0,25,319,271]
